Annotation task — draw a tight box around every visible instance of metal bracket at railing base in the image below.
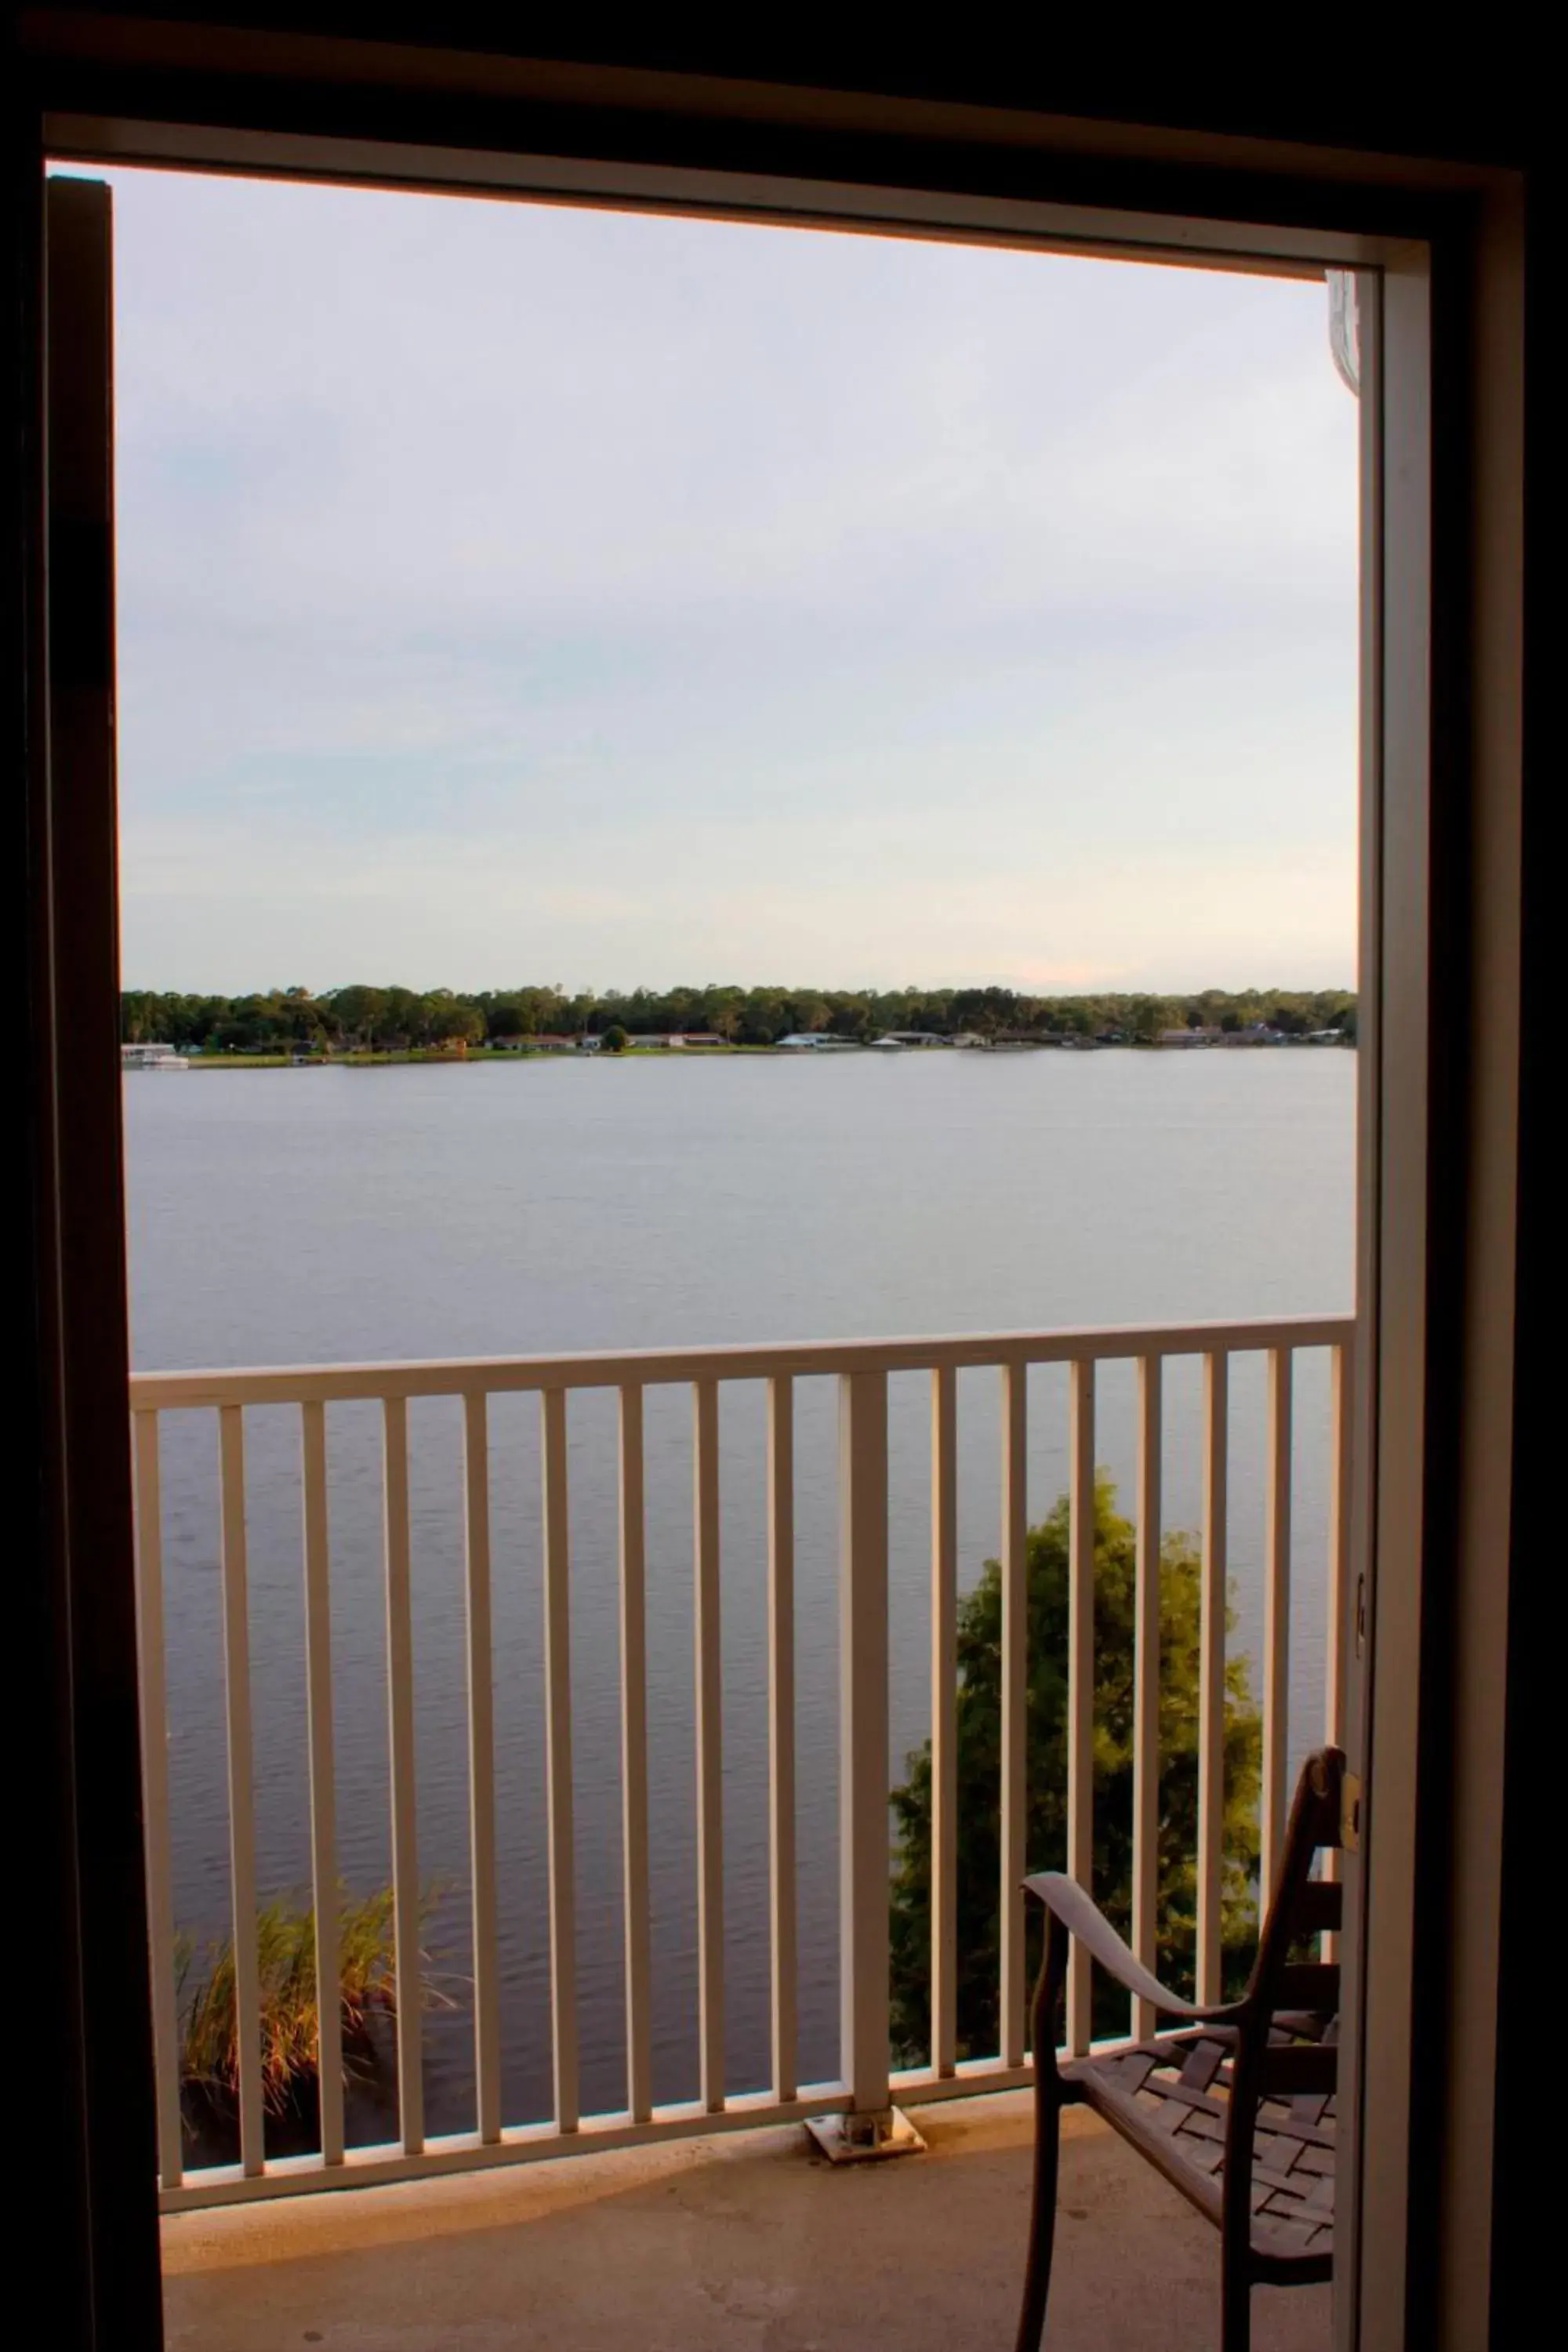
[805,2105,927,2163]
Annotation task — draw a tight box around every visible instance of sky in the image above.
[76,166,1360,996]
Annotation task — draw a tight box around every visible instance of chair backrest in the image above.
[1247,1744,1346,2027]
[1221,1747,1346,2249]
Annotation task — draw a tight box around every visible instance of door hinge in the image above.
[1341,1771,1363,1853]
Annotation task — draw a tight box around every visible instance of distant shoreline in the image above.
[121,982,1357,1062]
[126,1034,1356,1073]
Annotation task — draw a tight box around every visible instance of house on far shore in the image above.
[120,1041,189,1069]
[1158,1025,1224,1047]
[775,1032,858,1051]
[884,1030,949,1047]
[1221,1022,1286,1047]
[631,1032,727,1049]
[492,1033,584,1054]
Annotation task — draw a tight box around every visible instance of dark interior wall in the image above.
[11,5,1546,170]
[6,13,1549,2347]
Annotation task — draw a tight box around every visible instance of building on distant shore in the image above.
[121,1042,189,1069]
[631,1032,727,1049]
[1221,1022,1287,1047]
[1158,1025,1225,1047]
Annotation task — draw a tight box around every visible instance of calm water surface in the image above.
[125,1049,1354,2147]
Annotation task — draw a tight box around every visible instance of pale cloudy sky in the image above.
[78,166,1359,996]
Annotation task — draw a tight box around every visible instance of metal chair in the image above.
[1014,1745,1346,2352]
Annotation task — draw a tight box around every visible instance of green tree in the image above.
[483,1000,528,1041]
[888,1473,1261,2063]
[601,1023,629,1053]
[426,1000,484,1047]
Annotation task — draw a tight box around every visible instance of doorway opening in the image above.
[43,151,1399,2352]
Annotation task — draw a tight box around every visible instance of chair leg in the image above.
[1220,2266,1251,2352]
[1012,2071,1062,2352]
[1014,1911,1072,2352]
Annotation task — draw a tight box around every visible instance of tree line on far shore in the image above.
[121,982,1356,1055]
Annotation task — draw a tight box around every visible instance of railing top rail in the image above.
[128,1312,1354,1413]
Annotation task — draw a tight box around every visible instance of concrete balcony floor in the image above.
[163,2092,1330,2351]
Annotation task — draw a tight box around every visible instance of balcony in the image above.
[161,2094,1331,2350]
[131,1312,1351,2341]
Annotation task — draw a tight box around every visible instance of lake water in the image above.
[125,1047,1355,2148]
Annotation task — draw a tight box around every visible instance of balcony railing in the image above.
[129,1312,1353,2210]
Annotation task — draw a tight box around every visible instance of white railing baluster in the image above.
[299,1400,342,2166]
[930,1364,958,2077]
[1131,1357,1162,2042]
[218,1404,263,2175]
[619,1385,652,2122]
[1067,1360,1096,2056]
[382,1395,423,2155]
[132,1409,182,2190]
[463,1391,500,2143]
[1261,1349,1294,1899]
[541,1388,579,2132]
[839,1370,890,2122]
[1327,1340,1354,1752]
[1197,1353,1229,2008]
[692,1378,724,2113]
[1323,1342,1355,1954]
[767,1377,797,2105]
[1000,1362,1029,2067]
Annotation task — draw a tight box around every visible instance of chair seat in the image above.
[1062,2021,1337,2278]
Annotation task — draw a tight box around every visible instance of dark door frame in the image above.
[9,22,1536,2350]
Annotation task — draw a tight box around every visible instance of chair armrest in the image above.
[1022,1873,1240,2026]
